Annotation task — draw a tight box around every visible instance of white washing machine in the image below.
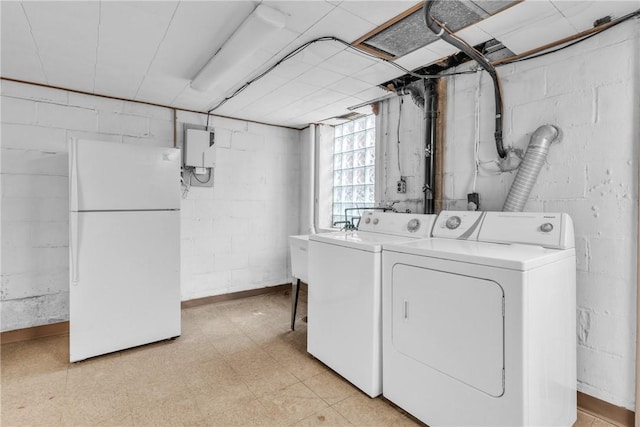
[382,211,576,426]
[308,211,436,397]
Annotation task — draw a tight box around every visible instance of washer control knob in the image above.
[445,216,461,230]
[407,218,421,232]
[364,217,371,224]
[373,218,379,225]
[540,222,554,233]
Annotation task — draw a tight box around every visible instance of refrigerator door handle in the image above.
[70,213,79,284]
[69,138,78,211]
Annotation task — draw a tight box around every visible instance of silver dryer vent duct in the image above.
[503,124,560,212]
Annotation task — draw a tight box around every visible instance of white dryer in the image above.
[308,211,436,397]
[382,211,576,426]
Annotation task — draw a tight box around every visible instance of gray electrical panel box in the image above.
[185,129,215,168]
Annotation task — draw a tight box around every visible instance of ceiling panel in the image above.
[295,40,346,66]
[394,45,444,71]
[295,66,347,88]
[300,6,380,44]
[350,62,403,86]
[338,1,419,26]
[264,0,335,34]
[497,12,576,55]
[475,1,559,39]
[22,1,99,91]
[216,73,290,116]
[95,1,179,98]
[331,76,378,96]
[0,2,46,82]
[142,2,256,81]
[318,49,380,77]
[551,0,640,32]
[1,0,638,129]
[135,75,189,107]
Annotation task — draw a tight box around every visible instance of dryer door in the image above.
[391,264,505,397]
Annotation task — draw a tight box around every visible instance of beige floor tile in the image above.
[574,410,596,427]
[186,357,244,389]
[1,395,65,427]
[332,393,407,427]
[303,371,358,405]
[258,382,329,425]
[200,397,273,426]
[62,386,132,426]
[0,291,590,427]
[1,335,69,381]
[591,417,618,427]
[293,406,353,426]
[211,332,259,356]
[224,346,282,382]
[131,396,203,426]
[245,367,301,398]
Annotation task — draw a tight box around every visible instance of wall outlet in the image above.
[397,177,407,193]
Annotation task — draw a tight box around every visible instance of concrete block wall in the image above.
[376,96,427,214]
[438,20,638,409]
[1,80,301,331]
[176,111,301,300]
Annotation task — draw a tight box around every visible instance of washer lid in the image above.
[383,238,575,270]
[309,231,425,253]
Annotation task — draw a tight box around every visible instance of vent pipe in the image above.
[423,0,506,159]
[503,125,559,212]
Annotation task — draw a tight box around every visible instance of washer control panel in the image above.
[357,211,436,237]
[432,211,485,239]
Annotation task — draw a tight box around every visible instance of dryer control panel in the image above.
[432,211,575,249]
[358,211,436,237]
[479,212,575,249]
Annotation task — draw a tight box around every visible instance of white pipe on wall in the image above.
[309,124,317,235]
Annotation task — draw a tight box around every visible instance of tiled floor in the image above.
[0,290,618,426]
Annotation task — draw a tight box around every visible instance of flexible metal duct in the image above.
[503,125,559,212]
[423,0,506,158]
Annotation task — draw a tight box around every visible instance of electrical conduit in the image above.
[502,125,559,212]
[422,0,506,159]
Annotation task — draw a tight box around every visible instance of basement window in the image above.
[332,115,376,227]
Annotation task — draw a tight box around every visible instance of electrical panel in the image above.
[184,129,215,168]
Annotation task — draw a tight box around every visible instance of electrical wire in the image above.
[207,36,476,113]
[191,167,213,184]
[496,9,640,66]
[206,8,639,115]
[472,71,481,193]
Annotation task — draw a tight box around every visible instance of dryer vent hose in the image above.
[503,125,559,212]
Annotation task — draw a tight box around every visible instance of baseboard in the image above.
[0,321,70,345]
[578,391,635,427]
[1,284,292,344]
[180,283,291,309]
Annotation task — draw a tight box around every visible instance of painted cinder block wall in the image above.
[440,20,638,410]
[0,80,301,331]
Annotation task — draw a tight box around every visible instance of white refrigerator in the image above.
[69,138,181,362]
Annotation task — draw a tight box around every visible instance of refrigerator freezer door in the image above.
[69,139,180,211]
[70,210,180,362]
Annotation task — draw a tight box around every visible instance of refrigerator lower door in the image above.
[70,210,180,362]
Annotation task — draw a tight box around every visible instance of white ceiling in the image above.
[1,1,638,129]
